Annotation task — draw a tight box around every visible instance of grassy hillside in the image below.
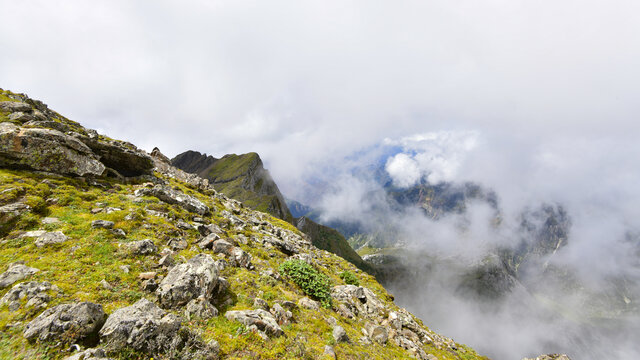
[0,89,488,360]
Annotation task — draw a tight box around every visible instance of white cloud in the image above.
[384,131,479,186]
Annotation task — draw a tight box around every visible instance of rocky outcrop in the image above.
[75,135,153,177]
[23,302,107,344]
[0,281,57,311]
[123,239,158,256]
[99,298,180,353]
[224,309,284,337]
[0,123,105,176]
[135,185,210,216]
[156,254,221,309]
[0,262,39,289]
[331,285,386,318]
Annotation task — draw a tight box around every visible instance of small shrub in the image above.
[279,259,332,307]
[339,271,359,286]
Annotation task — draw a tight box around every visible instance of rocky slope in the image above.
[0,89,490,360]
[173,150,372,274]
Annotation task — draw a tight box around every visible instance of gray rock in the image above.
[0,281,55,310]
[225,309,284,337]
[185,297,219,320]
[0,262,39,289]
[124,239,157,255]
[99,298,181,353]
[41,217,60,224]
[63,348,112,360]
[297,297,320,310]
[197,233,220,250]
[331,285,386,317]
[270,303,293,325]
[23,302,107,343]
[176,220,193,230]
[156,254,220,309]
[0,202,30,224]
[135,185,209,216]
[0,123,105,176]
[167,237,188,250]
[0,101,32,113]
[365,322,389,344]
[24,120,70,133]
[332,325,349,343]
[110,229,126,237]
[211,239,233,254]
[254,297,270,311]
[229,247,252,269]
[8,112,36,123]
[323,345,337,359]
[158,254,174,268]
[34,231,68,247]
[91,220,114,229]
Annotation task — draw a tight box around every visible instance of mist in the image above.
[308,131,640,360]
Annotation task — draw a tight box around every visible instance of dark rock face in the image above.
[75,136,153,177]
[23,302,107,345]
[171,150,217,175]
[0,123,105,176]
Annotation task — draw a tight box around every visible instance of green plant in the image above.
[339,270,359,286]
[279,259,332,307]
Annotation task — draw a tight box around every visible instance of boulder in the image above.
[0,123,105,176]
[364,322,389,344]
[228,247,252,269]
[211,239,233,254]
[225,309,284,337]
[34,231,68,247]
[124,239,157,256]
[297,297,320,310]
[0,101,32,113]
[156,254,220,308]
[332,325,349,343]
[135,185,209,216]
[23,302,107,344]
[99,298,181,354]
[185,297,219,320]
[167,238,188,251]
[197,233,220,250]
[91,220,114,229]
[0,262,39,289]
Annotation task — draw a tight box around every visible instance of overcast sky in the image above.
[1,0,639,198]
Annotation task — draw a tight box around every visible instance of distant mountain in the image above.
[172,151,292,222]
[173,150,375,274]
